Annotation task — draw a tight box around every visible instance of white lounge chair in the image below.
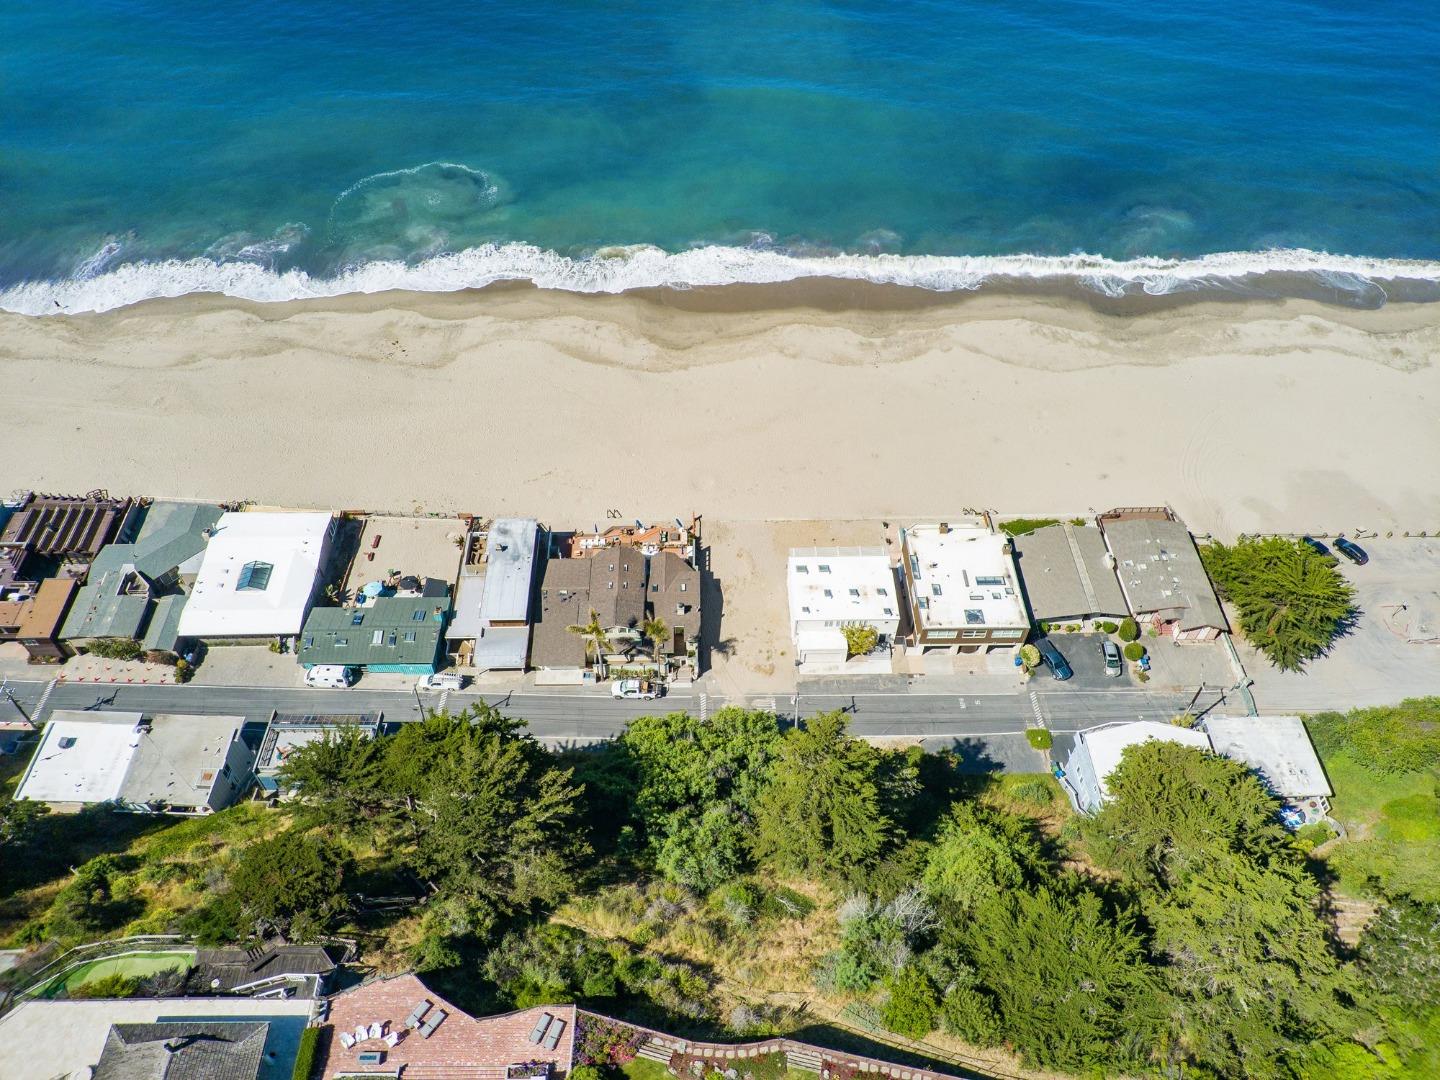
[368,1022,383,1040]
[354,1025,369,1044]
[384,1032,401,1047]
[339,1032,356,1049]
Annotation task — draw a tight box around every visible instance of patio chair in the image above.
[368,1022,383,1040]
[338,1032,356,1049]
[354,1025,369,1045]
[528,1013,553,1044]
[406,999,433,1029]
[384,1032,401,1048]
[418,1009,448,1038]
[543,1018,566,1051]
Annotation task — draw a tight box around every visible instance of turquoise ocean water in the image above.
[2,0,1437,314]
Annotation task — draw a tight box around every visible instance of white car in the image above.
[611,678,663,700]
[304,664,358,689]
[416,672,465,692]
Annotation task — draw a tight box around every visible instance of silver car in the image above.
[1102,639,1123,677]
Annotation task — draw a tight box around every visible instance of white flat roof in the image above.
[903,523,1027,630]
[177,511,332,638]
[16,710,247,808]
[1203,715,1332,798]
[796,628,848,652]
[1081,721,1211,800]
[15,711,141,804]
[787,547,899,624]
[0,998,312,1080]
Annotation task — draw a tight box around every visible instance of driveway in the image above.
[1036,632,1129,690]
[1242,536,1440,711]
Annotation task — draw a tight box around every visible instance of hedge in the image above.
[1026,728,1053,750]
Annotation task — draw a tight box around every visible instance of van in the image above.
[417,672,465,692]
[304,664,358,689]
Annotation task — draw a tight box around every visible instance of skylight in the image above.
[236,561,273,591]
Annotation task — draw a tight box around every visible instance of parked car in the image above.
[1034,637,1072,681]
[611,678,663,700]
[1101,639,1123,677]
[417,672,466,692]
[304,664,358,689]
[1333,537,1369,565]
[1300,536,1333,559]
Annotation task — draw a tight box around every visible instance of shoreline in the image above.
[3,285,1438,538]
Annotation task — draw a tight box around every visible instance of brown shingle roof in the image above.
[647,551,700,655]
[529,556,644,669]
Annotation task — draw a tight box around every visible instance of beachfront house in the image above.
[14,710,255,815]
[569,517,698,560]
[787,547,901,670]
[529,552,645,681]
[447,518,544,672]
[176,511,336,643]
[1060,717,1331,823]
[648,549,701,681]
[898,520,1030,653]
[1098,508,1227,641]
[1011,522,1129,627]
[0,491,133,582]
[300,592,450,674]
[0,577,77,662]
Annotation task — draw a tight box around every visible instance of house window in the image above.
[962,629,987,639]
[824,589,833,598]
[929,630,958,640]
[801,606,811,614]
[335,637,348,647]
[995,629,1025,639]
[818,564,831,573]
[679,582,687,591]
[796,565,809,574]
[302,636,314,649]
[975,576,1005,587]
[387,632,397,647]
[883,607,894,616]
[371,630,384,646]
[931,584,943,596]
[918,596,929,609]
[848,588,860,597]
[411,609,426,621]
[236,561,273,591]
[877,587,888,596]
[403,630,417,643]
[352,612,365,626]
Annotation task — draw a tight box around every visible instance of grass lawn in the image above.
[622,1059,675,1080]
[1317,750,1440,901]
[39,949,195,998]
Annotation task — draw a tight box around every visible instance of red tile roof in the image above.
[319,974,575,1080]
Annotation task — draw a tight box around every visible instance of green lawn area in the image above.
[622,1059,675,1080]
[39,949,195,998]
[1319,750,1440,902]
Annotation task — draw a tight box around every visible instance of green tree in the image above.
[921,803,1039,911]
[1358,898,1440,1015]
[751,711,895,877]
[840,623,879,658]
[227,830,353,939]
[276,725,388,828]
[567,609,612,672]
[1200,537,1356,671]
[1306,698,1440,776]
[956,887,1161,1072]
[882,962,940,1039]
[642,615,669,670]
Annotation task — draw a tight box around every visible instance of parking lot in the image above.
[1242,536,1440,711]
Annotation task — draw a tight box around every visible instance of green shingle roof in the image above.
[300,595,448,668]
[60,565,151,641]
[142,593,189,653]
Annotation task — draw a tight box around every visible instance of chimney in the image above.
[938,522,950,534]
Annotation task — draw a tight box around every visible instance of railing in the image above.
[0,934,191,1014]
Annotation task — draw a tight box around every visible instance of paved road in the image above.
[2,677,1233,750]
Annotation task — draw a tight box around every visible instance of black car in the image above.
[1034,637,1073,681]
[1301,535,1332,559]
[1334,537,1369,565]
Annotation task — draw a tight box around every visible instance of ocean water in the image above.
[2,0,1437,314]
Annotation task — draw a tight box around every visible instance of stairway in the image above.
[636,1040,677,1065]
[785,1048,824,1074]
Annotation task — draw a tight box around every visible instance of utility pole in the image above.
[0,679,32,725]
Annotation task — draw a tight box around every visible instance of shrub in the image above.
[1118,618,1139,642]
[1000,518,1060,537]
[1026,729,1053,750]
[67,972,139,999]
[1018,644,1040,672]
[1063,624,1077,632]
[1038,621,1050,633]
[569,1068,604,1080]
[1011,778,1054,806]
[292,1027,320,1080]
[841,623,879,658]
[174,658,194,683]
[1123,642,1146,662]
[1306,699,1440,776]
[882,963,939,1039]
[1100,621,1119,634]
[87,637,143,661]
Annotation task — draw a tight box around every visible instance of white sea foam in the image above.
[4,243,1440,316]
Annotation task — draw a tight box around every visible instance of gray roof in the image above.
[142,594,189,653]
[1100,518,1227,631]
[648,551,701,655]
[1013,524,1128,621]
[118,713,250,810]
[60,558,152,641]
[94,1021,268,1080]
[186,945,341,994]
[448,519,541,643]
[300,595,448,668]
[530,555,645,668]
[129,502,223,582]
[1201,715,1332,799]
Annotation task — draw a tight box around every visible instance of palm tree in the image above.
[567,608,612,677]
[642,615,669,675]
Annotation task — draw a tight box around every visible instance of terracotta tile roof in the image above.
[319,974,576,1080]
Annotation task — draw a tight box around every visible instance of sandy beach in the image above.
[2,284,1438,538]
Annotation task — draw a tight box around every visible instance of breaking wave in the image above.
[4,243,1440,315]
